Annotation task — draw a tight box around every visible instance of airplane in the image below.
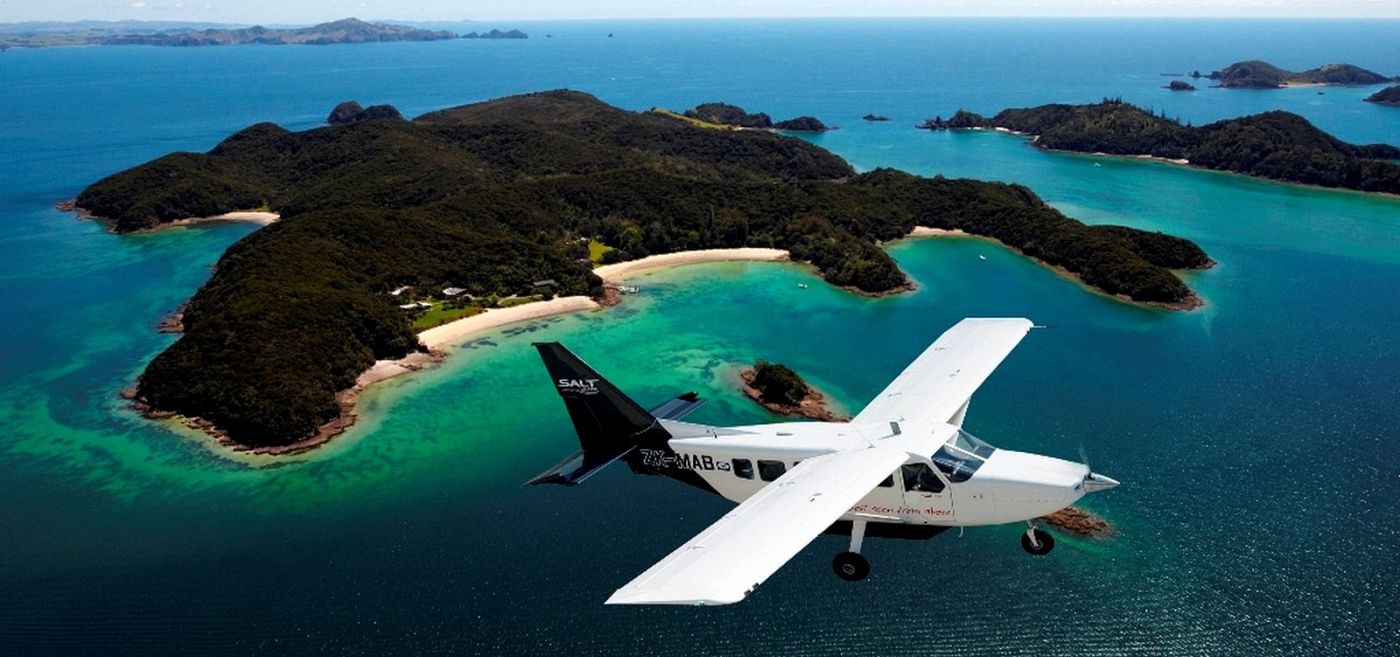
[527,317,1119,606]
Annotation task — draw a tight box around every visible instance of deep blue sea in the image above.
[2,19,1399,656]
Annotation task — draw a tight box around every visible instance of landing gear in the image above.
[1021,522,1055,556]
[833,552,870,581]
[833,519,871,581]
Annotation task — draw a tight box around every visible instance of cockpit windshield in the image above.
[933,429,997,482]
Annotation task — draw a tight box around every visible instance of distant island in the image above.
[1165,80,1196,91]
[1365,85,1400,107]
[682,102,832,132]
[0,18,489,48]
[739,361,847,422]
[73,91,1206,450]
[463,29,527,39]
[1196,60,1396,89]
[929,99,1400,195]
[863,114,891,122]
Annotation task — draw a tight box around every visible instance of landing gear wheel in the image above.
[1021,528,1055,556]
[832,551,870,581]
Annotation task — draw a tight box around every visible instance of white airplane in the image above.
[528,317,1119,606]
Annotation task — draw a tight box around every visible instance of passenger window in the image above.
[901,463,945,493]
[878,474,894,488]
[758,460,786,482]
[732,459,754,480]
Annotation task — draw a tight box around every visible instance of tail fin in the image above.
[527,342,669,486]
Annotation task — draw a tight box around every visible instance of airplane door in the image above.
[900,463,955,524]
[849,470,905,518]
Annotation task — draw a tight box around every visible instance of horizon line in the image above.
[6,15,1400,25]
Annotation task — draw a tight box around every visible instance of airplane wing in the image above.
[852,318,1033,427]
[604,444,915,606]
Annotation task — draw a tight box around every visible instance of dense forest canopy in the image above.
[940,100,1400,194]
[77,91,1206,446]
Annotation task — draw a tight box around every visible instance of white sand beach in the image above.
[163,211,280,228]
[593,247,789,282]
[417,295,601,350]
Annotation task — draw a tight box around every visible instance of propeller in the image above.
[1078,443,1119,493]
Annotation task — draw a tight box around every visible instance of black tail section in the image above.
[527,342,670,486]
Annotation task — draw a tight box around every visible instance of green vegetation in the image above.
[684,103,830,132]
[1206,60,1395,88]
[587,239,615,263]
[78,91,1206,447]
[1365,86,1400,107]
[773,116,830,132]
[683,103,774,128]
[750,360,810,406]
[943,99,1400,194]
[410,303,484,331]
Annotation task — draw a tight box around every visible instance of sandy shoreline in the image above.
[593,247,789,282]
[174,247,795,459]
[160,211,280,229]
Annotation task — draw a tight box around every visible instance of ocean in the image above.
[1,18,1398,655]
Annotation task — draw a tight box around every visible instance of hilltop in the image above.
[0,18,458,48]
[1202,60,1396,89]
[934,100,1400,194]
[76,91,1207,448]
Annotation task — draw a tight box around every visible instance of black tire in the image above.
[1021,528,1056,556]
[832,551,870,581]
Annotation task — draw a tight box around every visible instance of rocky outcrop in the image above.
[327,101,403,125]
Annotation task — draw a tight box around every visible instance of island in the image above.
[463,29,528,39]
[1204,60,1396,89]
[0,18,457,48]
[739,361,847,422]
[1165,80,1196,91]
[1365,85,1400,107]
[931,99,1400,195]
[683,103,832,132]
[72,90,1207,451]
[863,114,891,122]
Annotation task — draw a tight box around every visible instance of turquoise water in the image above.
[2,19,1399,655]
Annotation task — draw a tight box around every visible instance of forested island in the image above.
[683,103,832,131]
[75,90,1206,449]
[933,100,1400,195]
[740,361,847,422]
[0,18,467,48]
[463,29,527,39]
[1198,60,1396,88]
[1365,86,1400,107]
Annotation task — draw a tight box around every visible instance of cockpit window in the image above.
[932,444,984,482]
[901,463,945,493]
[952,429,997,458]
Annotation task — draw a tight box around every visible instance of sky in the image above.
[0,0,1398,24]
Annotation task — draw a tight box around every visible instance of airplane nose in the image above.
[1083,472,1119,493]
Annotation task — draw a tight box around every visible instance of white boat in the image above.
[979,254,987,261]
[797,283,808,289]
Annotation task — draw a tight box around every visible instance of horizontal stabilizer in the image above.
[649,392,707,421]
[525,446,631,486]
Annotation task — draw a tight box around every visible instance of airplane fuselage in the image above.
[648,418,1093,529]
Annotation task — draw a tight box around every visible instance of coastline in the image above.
[156,211,280,230]
[592,248,789,281]
[58,200,281,232]
[899,226,1207,311]
[153,247,793,459]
